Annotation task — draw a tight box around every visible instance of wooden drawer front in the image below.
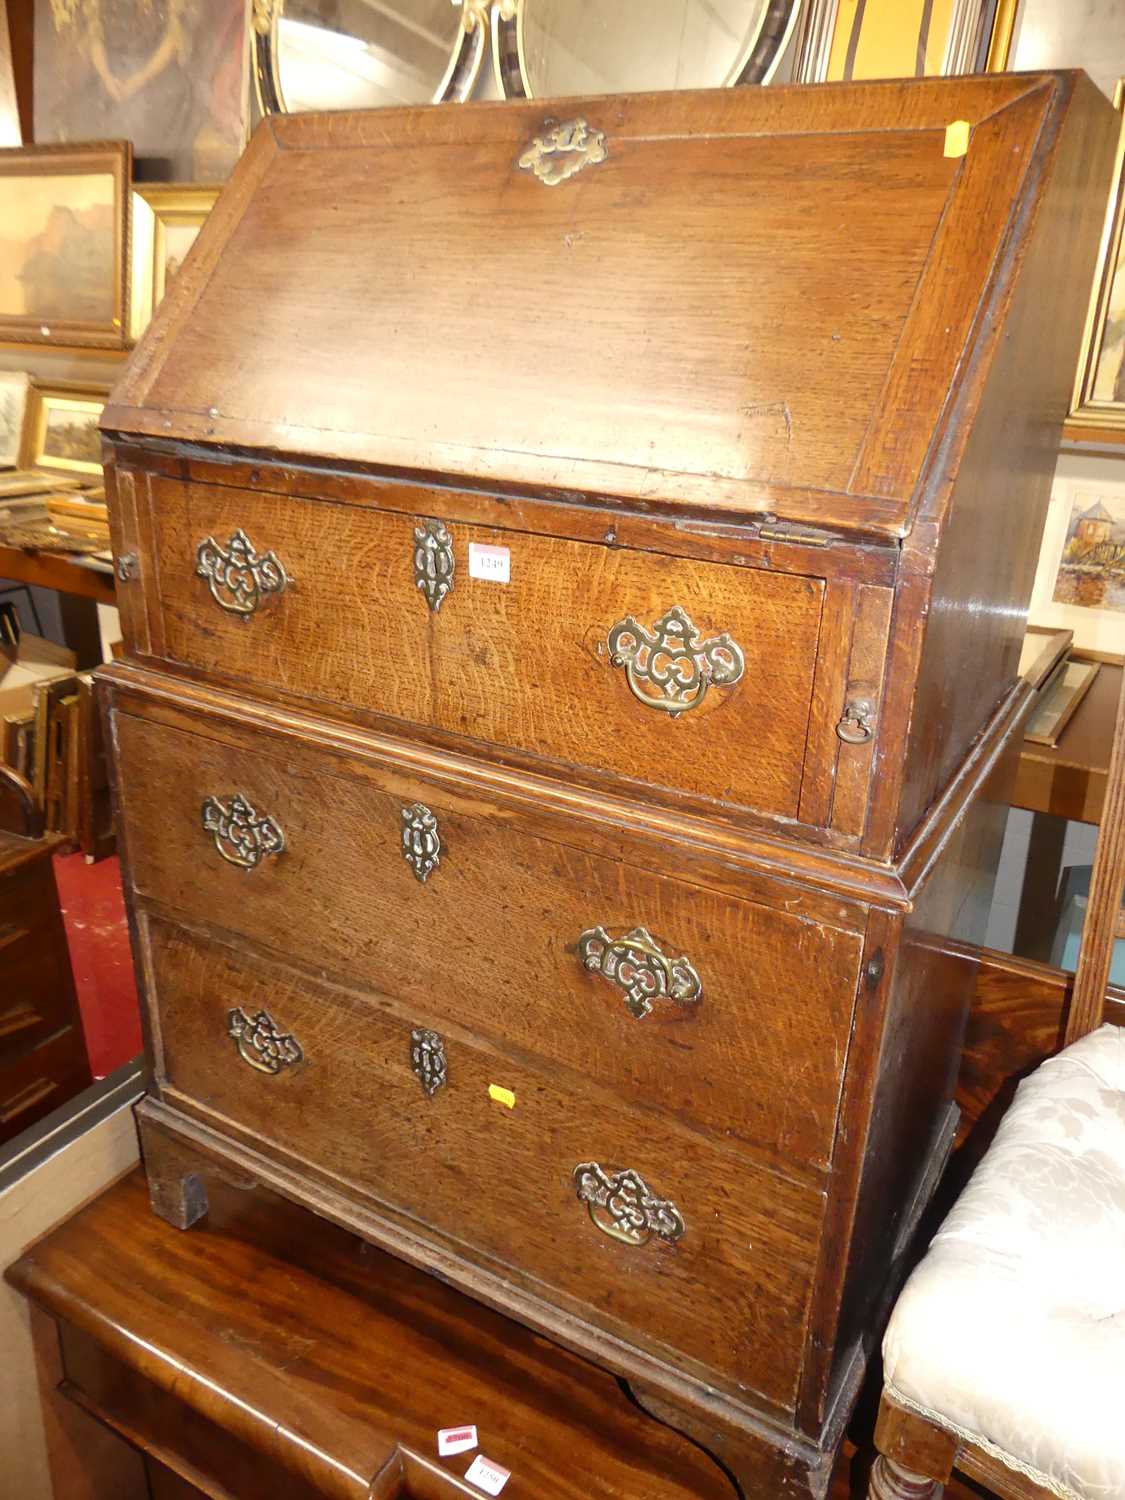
[141,476,824,819]
[0,1025,90,1145]
[145,915,822,1409]
[0,855,77,1060]
[114,707,863,1173]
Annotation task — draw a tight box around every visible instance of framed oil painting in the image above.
[33,0,249,183]
[132,183,218,335]
[0,142,131,348]
[1029,458,1125,658]
[1070,83,1125,438]
[0,371,31,466]
[20,381,109,476]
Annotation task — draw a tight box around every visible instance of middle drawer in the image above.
[112,697,865,1174]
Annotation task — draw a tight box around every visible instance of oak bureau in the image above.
[99,75,1114,1498]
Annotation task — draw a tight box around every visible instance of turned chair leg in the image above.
[868,1455,943,1499]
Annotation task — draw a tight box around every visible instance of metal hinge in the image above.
[757,522,835,548]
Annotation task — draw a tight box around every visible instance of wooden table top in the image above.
[1014,661,1118,825]
[7,1169,736,1500]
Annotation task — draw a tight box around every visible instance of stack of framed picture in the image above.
[0,140,219,356]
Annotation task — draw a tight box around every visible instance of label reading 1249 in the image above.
[468,543,511,583]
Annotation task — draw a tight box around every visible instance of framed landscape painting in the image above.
[0,142,131,348]
[20,381,108,476]
[1029,458,1125,658]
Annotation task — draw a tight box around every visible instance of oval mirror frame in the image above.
[252,0,490,115]
[491,0,801,100]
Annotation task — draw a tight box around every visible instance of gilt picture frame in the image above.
[132,183,218,335]
[19,380,109,476]
[1069,82,1125,439]
[0,141,131,349]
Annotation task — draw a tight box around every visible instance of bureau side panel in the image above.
[802,704,1023,1430]
[886,73,1116,857]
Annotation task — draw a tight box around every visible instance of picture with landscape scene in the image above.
[1053,490,1125,615]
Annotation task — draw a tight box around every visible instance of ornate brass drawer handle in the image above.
[195,529,289,615]
[201,793,285,870]
[574,1162,685,1247]
[577,926,701,1020]
[401,802,441,883]
[228,1007,303,1074]
[518,118,607,186]
[607,605,744,717]
[413,518,454,612]
[411,1027,447,1097]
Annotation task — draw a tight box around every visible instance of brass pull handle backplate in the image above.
[201,793,285,870]
[577,925,702,1020]
[574,1162,685,1246]
[228,1007,303,1073]
[196,529,289,615]
[608,605,744,717]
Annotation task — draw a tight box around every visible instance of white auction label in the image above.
[465,1453,511,1495]
[437,1425,478,1457]
[468,543,511,583]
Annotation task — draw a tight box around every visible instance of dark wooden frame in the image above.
[0,141,131,350]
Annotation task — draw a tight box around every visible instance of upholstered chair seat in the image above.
[879,1023,1125,1500]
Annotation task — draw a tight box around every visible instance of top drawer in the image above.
[115,474,827,821]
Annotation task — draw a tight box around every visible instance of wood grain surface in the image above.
[143,914,823,1412]
[112,700,864,1173]
[143,475,825,819]
[7,1168,738,1500]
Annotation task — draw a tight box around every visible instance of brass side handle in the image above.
[228,1007,302,1074]
[836,697,876,744]
[201,793,285,870]
[574,1162,685,1246]
[196,528,289,615]
[577,925,702,1020]
[607,605,744,717]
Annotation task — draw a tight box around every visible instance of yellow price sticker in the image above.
[488,1084,516,1109]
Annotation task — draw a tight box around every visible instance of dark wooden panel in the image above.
[8,1169,739,1500]
[892,73,1116,856]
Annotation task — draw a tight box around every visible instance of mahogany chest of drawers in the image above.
[100,74,1114,1497]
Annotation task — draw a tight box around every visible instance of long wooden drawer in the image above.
[131,474,826,819]
[111,700,864,1174]
[142,913,823,1411]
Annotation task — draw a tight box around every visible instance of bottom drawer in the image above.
[144,914,824,1412]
